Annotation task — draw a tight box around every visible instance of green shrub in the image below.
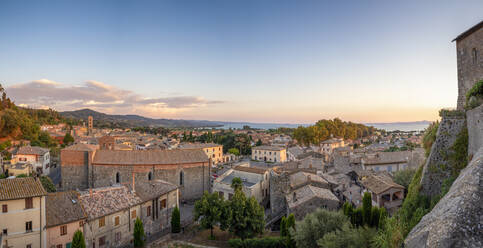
[362,192,372,225]
[133,217,145,247]
[40,176,56,192]
[438,109,465,118]
[171,206,181,233]
[228,237,289,248]
[71,230,86,248]
[448,126,468,177]
[280,216,288,237]
[465,80,483,109]
[422,121,439,157]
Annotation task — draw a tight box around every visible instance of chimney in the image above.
[132,172,135,192]
[89,188,93,197]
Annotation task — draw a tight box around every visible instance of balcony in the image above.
[384,199,403,209]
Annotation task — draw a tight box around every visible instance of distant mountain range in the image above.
[60,109,224,128]
[60,108,432,131]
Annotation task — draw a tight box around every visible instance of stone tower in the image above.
[453,21,483,110]
[87,115,93,135]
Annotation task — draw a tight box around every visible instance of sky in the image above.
[0,0,482,124]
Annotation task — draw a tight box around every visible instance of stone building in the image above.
[179,143,224,164]
[454,21,483,110]
[131,179,179,236]
[361,151,410,173]
[0,177,48,248]
[12,146,50,175]
[79,186,143,248]
[360,174,405,214]
[46,191,87,248]
[251,146,287,163]
[61,144,210,202]
[213,165,270,207]
[269,167,339,220]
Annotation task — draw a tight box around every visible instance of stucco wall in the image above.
[47,221,84,248]
[0,196,46,248]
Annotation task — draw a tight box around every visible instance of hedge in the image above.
[228,237,289,248]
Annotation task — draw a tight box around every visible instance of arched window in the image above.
[115,172,120,184]
[148,172,152,181]
[179,171,184,185]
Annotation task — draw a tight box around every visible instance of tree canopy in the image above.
[293,118,375,146]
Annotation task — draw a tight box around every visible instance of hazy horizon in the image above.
[1,0,482,123]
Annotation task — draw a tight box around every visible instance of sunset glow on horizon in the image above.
[1,0,482,124]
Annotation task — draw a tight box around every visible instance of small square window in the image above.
[60,225,67,235]
[99,217,105,228]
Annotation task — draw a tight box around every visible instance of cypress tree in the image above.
[171,206,181,233]
[71,230,86,248]
[133,217,145,247]
[362,192,372,225]
[280,216,288,236]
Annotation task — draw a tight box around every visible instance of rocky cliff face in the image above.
[405,104,483,247]
[405,146,483,248]
[419,115,466,197]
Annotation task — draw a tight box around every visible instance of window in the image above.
[26,221,32,232]
[2,204,7,213]
[99,217,105,227]
[25,197,33,209]
[179,171,184,185]
[388,166,392,172]
[293,192,297,202]
[115,232,121,242]
[472,48,478,64]
[228,193,233,200]
[219,191,224,198]
[114,216,120,226]
[79,221,84,227]
[131,209,137,219]
[60,225,67,235]
[56,245,62,248]
[147,206,151,217]
[160,199,167,209]
[148,172,152,181]
[26,245,32,248]
[2,229,7,235]
[99,236,106,246]
[115,172,120,184]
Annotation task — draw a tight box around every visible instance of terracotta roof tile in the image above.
[46,191,87,227]
[15,146,49,156]
[0,177,47,201]
[361,175,404,194]
[79,186,142,220]
[252,146,286,151]
[63,143,98,151]
[92,149,209,165]
[233,165,267,174]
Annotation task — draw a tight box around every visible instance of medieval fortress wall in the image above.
[406,22,483,248]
